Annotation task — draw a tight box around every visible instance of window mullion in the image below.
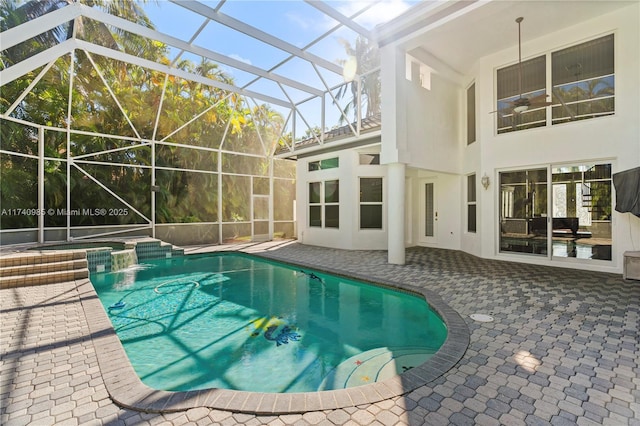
[546,52,552,127]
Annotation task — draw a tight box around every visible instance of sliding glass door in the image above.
[499,169,548,256]
[551,163,612,260]
[499,163,612,261]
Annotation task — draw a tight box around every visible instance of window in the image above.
[324,180,339,228]
[552,35,614,124]
[467,174,476,233]
[360,178,382,229]
[359,153,380,165]
[309,157,339,171]
[467,83,476,144]
[308,180,339,228]
[551,163,611,260]
[495,34,614,134]
[496,56,547,134]
[309,182,322,227]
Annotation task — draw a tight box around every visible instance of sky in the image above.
[140,0,418,136]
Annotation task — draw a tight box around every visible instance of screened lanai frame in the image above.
[1,0,395,246]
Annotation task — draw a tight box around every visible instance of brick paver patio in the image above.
[1,241,639,425]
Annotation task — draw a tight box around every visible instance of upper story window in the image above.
[496,34,614,134]
[467,83,476,144]
[551,34,614,124]
[359,153,380,165]
[309,157,339,171]
[496,56,547,133]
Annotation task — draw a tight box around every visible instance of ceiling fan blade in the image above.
[528,93,550,103]
[489,109,513,119]
[529,100,553,108]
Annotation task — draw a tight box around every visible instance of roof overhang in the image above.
[376,0,636,77]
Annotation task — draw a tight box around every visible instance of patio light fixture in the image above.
[481,173,490,190]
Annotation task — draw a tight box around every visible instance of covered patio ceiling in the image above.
[379,0,636,79]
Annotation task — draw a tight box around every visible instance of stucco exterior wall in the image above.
[296,146,388,251]
[465,3,640,273]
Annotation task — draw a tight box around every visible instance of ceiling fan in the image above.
[494,17,552,119]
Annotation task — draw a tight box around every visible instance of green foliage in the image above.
[0,0,296,232]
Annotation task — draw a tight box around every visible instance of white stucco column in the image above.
[388,162,406,265]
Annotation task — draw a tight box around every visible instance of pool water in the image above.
[90,253,447,393]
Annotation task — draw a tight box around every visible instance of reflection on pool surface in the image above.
[90,253,447,393]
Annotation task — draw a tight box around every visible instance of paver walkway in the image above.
[1,241,639,425]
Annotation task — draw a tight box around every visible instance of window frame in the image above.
[308,179,339,229]
[359,177,383,230]
[495,33,615,134]
[467,174,477,233]
[308,157,339,172]
[467,82,476,144]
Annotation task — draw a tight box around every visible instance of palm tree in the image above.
[335,35,381,123]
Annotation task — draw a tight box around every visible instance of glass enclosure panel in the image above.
[44,162,67,227]
[0,153,38,229]
[273,158,296,179]
[0,120,38,156]
[499,168,548,256]
[79,164,151,217]
[222,153,269,176]
[69,167,148,226]
[551,163,611,260]
[8,57,71,129]
[71,134,151,165]
[274,222,294,239]
[221,174,250,222]
[156,170,218,223]
[254,220,269,236]
[253,177,270,195]
[222,223,251,243]
[274,179,295,221]
[44,129,67,158]
[156,144,217,171]
[253,196,269,220]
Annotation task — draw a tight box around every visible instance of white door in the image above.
[419,180,437,244]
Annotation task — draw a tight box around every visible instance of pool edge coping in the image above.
[78,249,470,415]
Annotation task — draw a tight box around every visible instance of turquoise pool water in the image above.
[90,253,447,393]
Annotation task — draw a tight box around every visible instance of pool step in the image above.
[0,250,85,268]
[0,251,89,289]
[0,258,87,277]
[135,239,184,261]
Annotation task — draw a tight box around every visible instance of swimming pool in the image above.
[90,252,448,393]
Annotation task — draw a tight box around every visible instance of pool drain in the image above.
[470,313,494,322]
